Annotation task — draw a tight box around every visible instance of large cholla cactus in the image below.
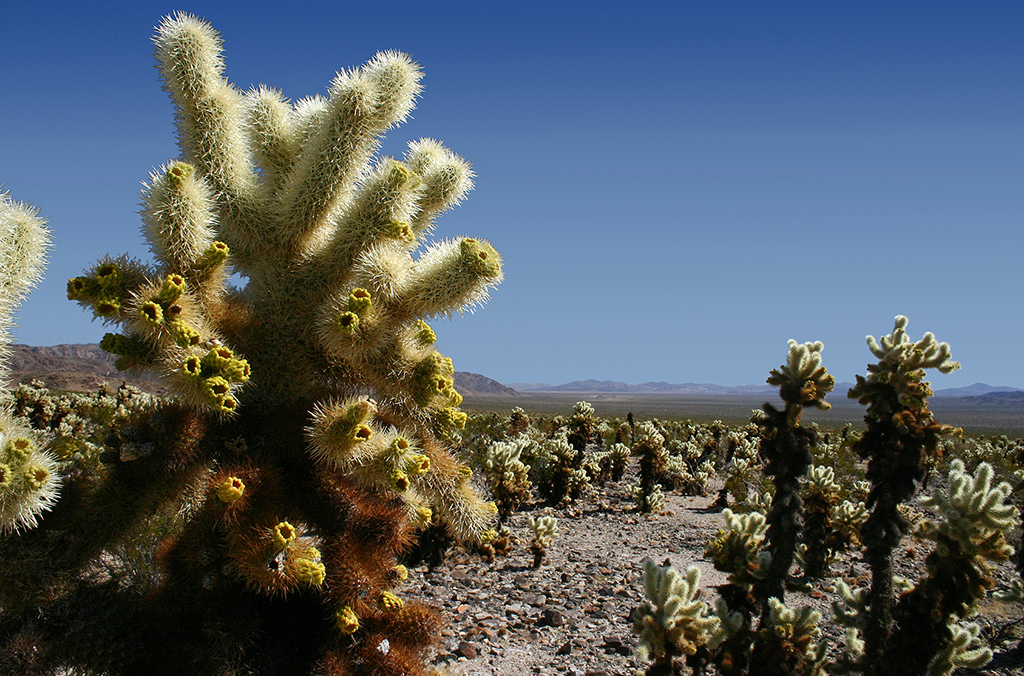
[757,340,833,607]
[0,14,502,676]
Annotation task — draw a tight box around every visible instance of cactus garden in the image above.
[2,12,1024,676]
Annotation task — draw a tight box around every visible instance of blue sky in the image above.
[2,1,1021,388]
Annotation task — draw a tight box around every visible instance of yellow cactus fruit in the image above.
[390,470,410,493]
[5,437,34,462]
[348,288,372,316]
[406,453,431,477]
[392,564,409,582]
[479,529,497,544]
[335,606,359,634]
[94,262,122,288]
[25,466,50,490]
[201,240,229,268]
[414,506,433,526]
[216,476,245,504]
[158,273,187,302]
[139,301,164,326]
[0,464,11,490]
[272,521,297,550]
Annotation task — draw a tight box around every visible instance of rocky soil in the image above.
[404,478,1024,676]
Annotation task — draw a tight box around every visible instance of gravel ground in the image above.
[400,479,1024,676]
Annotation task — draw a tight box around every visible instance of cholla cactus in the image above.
[482,435,533,520]
[799,464,842,578]
[748,598,827,676]
[848,316,960,676]
[757,340,834,607]
[587,441,631,484]
[0,193,61,534]
[706,509,771,589]
[528,514,559,568]
[532,432,590,506]
[632,420,669,513]
[0,15,502,675]
[633,559,721,675]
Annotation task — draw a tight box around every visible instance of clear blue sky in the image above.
[2,1,1021,388]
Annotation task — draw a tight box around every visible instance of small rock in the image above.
[454,642,478,659]
[529,593,547,607]
[537,608,565,627]
[603,636,633,656]
[556,640,573,656]
[585,671,610,676]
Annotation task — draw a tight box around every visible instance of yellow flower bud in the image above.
[0,463,12,489]
[392,564,409,582]
[413,320,436,347]
[166,161,195,187]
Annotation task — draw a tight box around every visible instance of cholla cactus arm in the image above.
[633,559,720,674]
[0,193,51,387]
[800,464,842,578]
[849,316,961,676]
[881,460,1017,676]
[925,621,991,676]
[0,194,61,534]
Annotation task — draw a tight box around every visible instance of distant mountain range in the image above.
[507,379,1023,398]
[6,345,1020,402]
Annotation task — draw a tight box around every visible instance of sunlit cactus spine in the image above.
[847,315,960,676]
[757,340,833,607]
[0,194,61,535]
[0,14,502,675]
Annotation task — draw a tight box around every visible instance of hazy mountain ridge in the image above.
[8,346,1021,403]
[509,378,1021,398]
